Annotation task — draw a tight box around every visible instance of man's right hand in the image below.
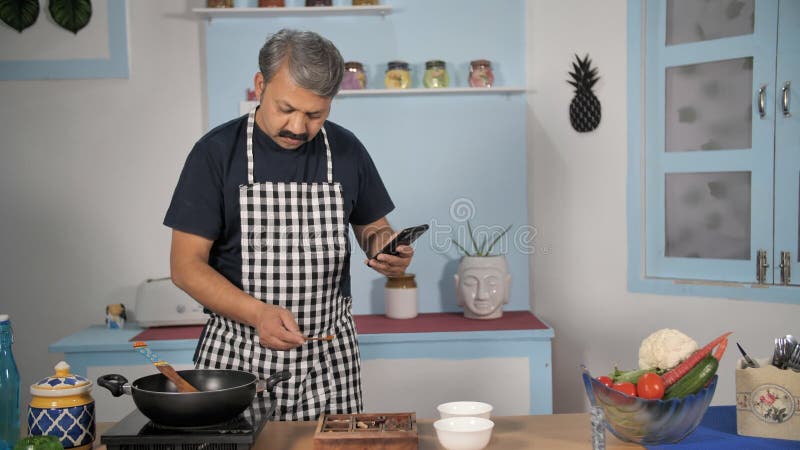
[254,303,306,350]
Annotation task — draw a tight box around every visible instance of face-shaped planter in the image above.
[454,256,511,319]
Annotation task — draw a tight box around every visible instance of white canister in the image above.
[384,274,418,319]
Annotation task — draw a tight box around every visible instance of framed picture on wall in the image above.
[0,0,129,80]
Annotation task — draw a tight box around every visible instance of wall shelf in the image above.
[193,5,392,20]
[239,87,526,113]
[337,87,526,96]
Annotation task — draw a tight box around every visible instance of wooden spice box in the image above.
[313,412,418,450]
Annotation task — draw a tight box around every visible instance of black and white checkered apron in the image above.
[195,107,362,421]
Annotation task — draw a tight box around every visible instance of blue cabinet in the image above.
[628,0,800,302]
[51,311,553,421]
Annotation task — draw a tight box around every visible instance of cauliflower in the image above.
[638,328,698,370]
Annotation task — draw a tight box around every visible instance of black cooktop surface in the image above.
[101,402,275,448]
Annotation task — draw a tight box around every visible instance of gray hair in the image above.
[258,29,344,98]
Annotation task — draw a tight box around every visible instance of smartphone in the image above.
[371,224,429,259]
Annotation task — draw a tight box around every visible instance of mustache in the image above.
[278,130,309,141]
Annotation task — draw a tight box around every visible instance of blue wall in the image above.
[204,0,529,314]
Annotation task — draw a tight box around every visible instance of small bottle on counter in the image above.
[341,62,367,90]
[384,274,418,319]
[0,315,21,450]
[469,59,495,88]
[423,60,449,88]
[384,61,411,89]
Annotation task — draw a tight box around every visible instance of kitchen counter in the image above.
[94,406,800,450]
[96,414,642,450]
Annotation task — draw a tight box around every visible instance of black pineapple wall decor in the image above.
[567,54,601,132]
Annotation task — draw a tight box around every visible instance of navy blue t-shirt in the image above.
[163,113,394,297]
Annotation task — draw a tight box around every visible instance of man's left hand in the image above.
[365,245,414,277]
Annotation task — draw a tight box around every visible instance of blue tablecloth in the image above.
[648,405,800,449]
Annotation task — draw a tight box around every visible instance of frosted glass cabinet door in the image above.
[666,0,755,45]
[774,0,800,286]
[665,172,751,260]
[645,0,778,283]
[665,58,753,152]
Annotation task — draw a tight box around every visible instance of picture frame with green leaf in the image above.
[452,221,513,257]
[0,0,92,34]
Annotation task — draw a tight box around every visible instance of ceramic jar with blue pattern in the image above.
[28,361,95,450]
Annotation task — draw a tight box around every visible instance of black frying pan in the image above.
[97,369,291,427]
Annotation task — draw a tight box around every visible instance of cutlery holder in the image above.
[736,357,800,441]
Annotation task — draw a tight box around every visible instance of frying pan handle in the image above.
[261,370,292,393]
[97,374,131,397]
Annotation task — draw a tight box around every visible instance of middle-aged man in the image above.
[164,28,414,421]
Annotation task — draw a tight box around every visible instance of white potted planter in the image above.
[452,223,512,320]
[454,256,511,319]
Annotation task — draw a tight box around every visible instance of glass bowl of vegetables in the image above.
[581,365,717,445]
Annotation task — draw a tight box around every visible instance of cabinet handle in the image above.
[758,85,767,118]
[779,251,791,285]
[782,81,791,117]
[756,249,769,284]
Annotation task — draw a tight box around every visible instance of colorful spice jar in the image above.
[384,61,411,89]
[469,59,495,88]
[341,62,367,90]
[423,60,449,88]
[259,0,285,6]
[28,362,95,450]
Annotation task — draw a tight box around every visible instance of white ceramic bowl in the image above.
[433,417,494,450]
[437,401,493,419]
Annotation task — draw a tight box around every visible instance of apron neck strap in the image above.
[246,107,333,185]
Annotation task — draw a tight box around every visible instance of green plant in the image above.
[452,221,512,257]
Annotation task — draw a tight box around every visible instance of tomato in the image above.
[596,376,613,387]
[611,382,637,397]
[636,372,665,400]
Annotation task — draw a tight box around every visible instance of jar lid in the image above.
[30,361,92,396]
[425,60,446,69]
[387,60,409,70]
[344,61,364,70]
[470,59,491,67]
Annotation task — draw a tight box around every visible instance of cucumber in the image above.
[611,367,658,384]
[663,355,718,400]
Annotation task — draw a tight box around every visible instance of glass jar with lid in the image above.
[28,361,95,450]
[384,273,418,319]
[341,62,367,90]
[469,59,495,88]
[423,60,449,88]
[384,61,411,89]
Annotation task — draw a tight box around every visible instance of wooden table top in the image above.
[96,414,642,450]
[258,414,642,450]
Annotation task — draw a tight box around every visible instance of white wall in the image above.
[0,1,205,409]
[526,0,799,413]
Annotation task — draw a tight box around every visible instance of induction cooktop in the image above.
[100,401,275,450]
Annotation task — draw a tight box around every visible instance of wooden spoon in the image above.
[132,341,199,392]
